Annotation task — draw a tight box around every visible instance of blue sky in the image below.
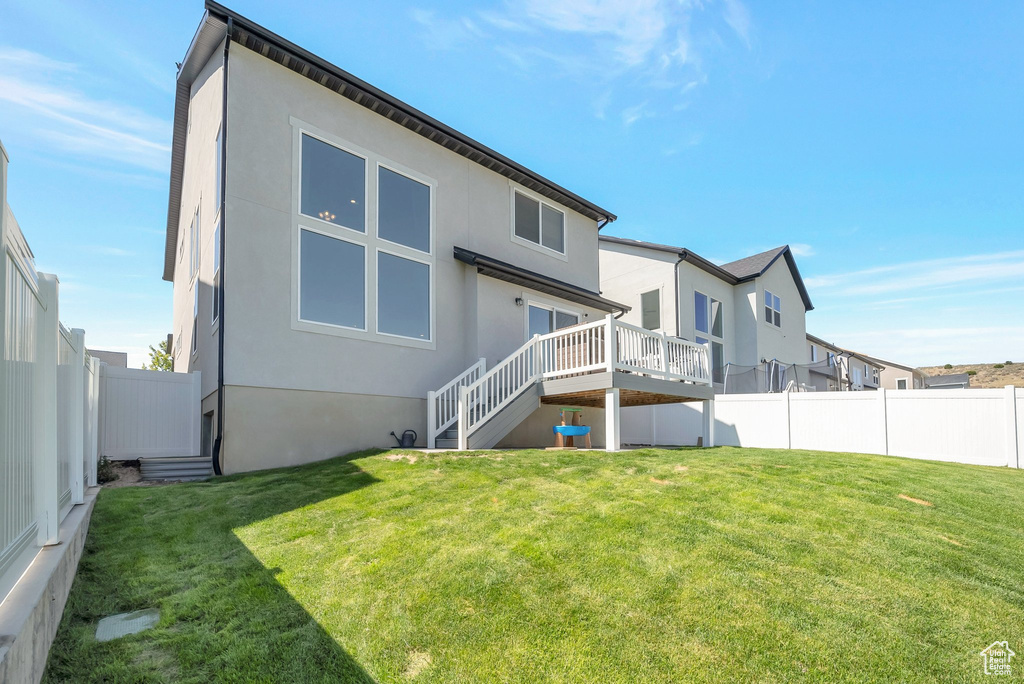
[1,0,1022,367]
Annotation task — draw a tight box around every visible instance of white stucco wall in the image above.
[598,243,677,334]
[751,258,808,366]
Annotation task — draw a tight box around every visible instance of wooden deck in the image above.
[540,371,714,409]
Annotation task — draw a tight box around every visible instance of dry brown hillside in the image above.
[919,362,1024,388]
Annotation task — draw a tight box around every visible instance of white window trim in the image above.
[289,117,436,350]
[896,377,909,390]
[295,223,369,333]
[297,128,370,238]
[523,294,583,341]
[509,183,569,262]
[375,246,434,343]
[764,289,782,328]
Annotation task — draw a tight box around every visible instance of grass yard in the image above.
[46,447,1024,682]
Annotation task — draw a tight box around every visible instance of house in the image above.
[87,349,128,368]
[925,373,971,390]
[598,237,813,392]
[165,3,714,474]
[805,334,885,391]
[857,354,928,390]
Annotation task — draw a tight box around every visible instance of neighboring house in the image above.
[858,354,928,390]
[86,349,128,368]
[925,373,971,390]
[805,334,885,391]
[599,237,813,391]
[165,3,713,474]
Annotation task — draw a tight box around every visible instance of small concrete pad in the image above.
[95,608,160,642]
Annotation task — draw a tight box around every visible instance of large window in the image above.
[299,229,365,329]
[300,133,365,232]
[513,189,565,255]
[378,252,430,339]
[641,290,660,330]
[212,220,221,325]
[527,303,579,339]
[764,289,781,327]
[378,167,430,252]
[694,291,725,383]
[294,125,434,346]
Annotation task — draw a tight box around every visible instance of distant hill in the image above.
[919,362,1024,388]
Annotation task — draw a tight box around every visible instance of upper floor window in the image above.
[512,189,565,255]
[191,285,199,354]
[641,290,660,330]
[300,133,366,232]
[189,206,200,280]
[896,378,908,390]
[694,291,725,384]
[827,351,836,367]
[810,344,818,362]
[764,290,781,327]
[293,123,435,346]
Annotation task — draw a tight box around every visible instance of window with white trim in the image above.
[191,285,198,354]
[810,344,818,362]
[527,302,579,339]
[896,378,908,390]
[641,290,660,330]
[694,291,725,383]
[512,189,565,254]
[294,126,434,344]
[212,220,221,325]
[188,206,200,280]
[764,290,781,327]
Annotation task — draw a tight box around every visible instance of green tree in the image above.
[143,339,173,371]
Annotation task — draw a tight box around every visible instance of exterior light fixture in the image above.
[514,297,524,307]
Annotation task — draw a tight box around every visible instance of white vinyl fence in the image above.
[99,366,201,459]
[622,388,1023,468]
[1,209,101,600]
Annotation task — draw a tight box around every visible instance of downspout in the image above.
[212,20,231,476]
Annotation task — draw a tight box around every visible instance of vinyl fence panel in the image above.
[789,392,886,456]
[98,367,201,460]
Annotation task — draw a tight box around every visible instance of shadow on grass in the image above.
[44,450,386,683]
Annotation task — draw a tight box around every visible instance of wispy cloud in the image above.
[411,0,755,126]
[805,250,1024,296]
[0,46,170,172]
[790,243,815,257]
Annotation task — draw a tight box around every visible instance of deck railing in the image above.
[426,358,486,448]
[455,315,711,448]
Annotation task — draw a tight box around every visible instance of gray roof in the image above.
[164,2,616,281]
[600,236,813,311]
[454,247,628,314]
[925,373,970,387]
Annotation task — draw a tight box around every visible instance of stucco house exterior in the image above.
[599,237,813,392]
[165,3,713,474]
[858,354,928,390]
[805,334,885,391]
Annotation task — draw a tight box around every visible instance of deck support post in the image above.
[426,390,436,449]
[605,387,620,452]
[702,399,715,448]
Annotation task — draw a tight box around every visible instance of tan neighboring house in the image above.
[805,334,884,391]
[599,237,814,392]
[165,3,714,474]
[860,355,928,390]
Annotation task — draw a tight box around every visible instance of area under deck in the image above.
[540,371,715,408]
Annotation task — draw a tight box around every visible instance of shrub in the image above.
[943,363,953,369]
[1006,361,1014,365]
[97,456,118,484]
[967,370,977,376]
[993,364,1004,369]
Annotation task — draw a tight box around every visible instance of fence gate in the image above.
[98,367,201,460]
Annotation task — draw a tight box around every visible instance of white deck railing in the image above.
[454,314,711,449]
[426,358,486,447]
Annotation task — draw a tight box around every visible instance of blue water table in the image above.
[552,408,592,449]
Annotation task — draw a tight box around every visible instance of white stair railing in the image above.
[451,315,713,449]
[427,358,486,448]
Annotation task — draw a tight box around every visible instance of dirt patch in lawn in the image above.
[404,650,432,678]
[898,494,934,507]
[384,453,419,464]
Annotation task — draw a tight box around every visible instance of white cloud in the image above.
[789,243,815,257]
[622,102,650,126]
[721,0,753,48]
[0,47,170,172]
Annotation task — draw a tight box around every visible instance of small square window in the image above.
[513,190,565,255]
[641,290,660,330]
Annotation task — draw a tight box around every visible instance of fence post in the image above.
[69,328,86,504]
[1006,385,1019,468]
[191,371,203,456]
[426,390,436,449]
[87,356,101,486]
[33,274,60,546]
[879,388,889,456]
[783,391,792,449]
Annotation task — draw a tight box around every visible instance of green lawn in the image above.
[46,447,1024,682]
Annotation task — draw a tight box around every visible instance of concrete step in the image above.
[435,438,458,449]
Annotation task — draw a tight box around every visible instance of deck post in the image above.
[605,387,620,451]
[604,314,617,372]
[702,398,715,448]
